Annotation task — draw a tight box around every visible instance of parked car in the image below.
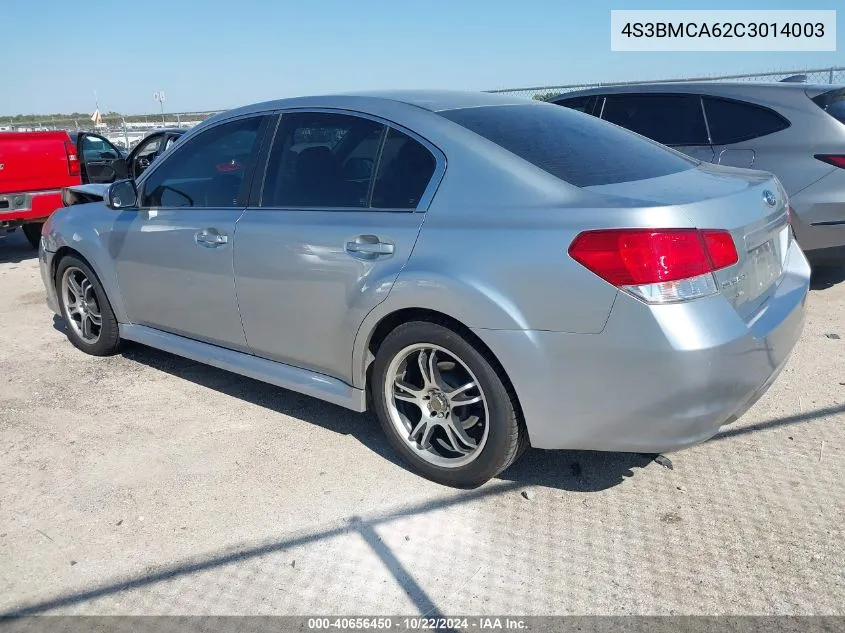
[0,128,186,248]
[42,91,809,487]
[551,82,845,266]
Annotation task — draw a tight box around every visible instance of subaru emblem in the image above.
[763,190,777,207]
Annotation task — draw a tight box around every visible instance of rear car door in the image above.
[78,133,127,183]
[600,93,715,162]
[234,110,442,382]
[702,96,791,172]
[111,114,270,351]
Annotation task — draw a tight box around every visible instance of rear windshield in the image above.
[812,89,845,125]
[439,103,696,188]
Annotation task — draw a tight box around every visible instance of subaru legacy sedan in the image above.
[553,82,845,266]
[40,91,810,487]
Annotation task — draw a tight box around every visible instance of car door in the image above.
[702,96,790,172]
[234,110,443,382]
[111,114,271,351]
[78,133,128,183]
[127,132,166,179]
[600,93,715,162]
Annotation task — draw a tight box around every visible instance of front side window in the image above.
[263,112,385,208]
[703,97,790,144]
[82,135,120,159]
[140,116,263,208]
[601,94,709,146]
[440,103,695,188]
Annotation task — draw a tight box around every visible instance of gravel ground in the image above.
[0,228,843,616]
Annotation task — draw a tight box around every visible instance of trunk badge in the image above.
[763,190,777,207]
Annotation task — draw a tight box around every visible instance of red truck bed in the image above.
[0,131,81,245]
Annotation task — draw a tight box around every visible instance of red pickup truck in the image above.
[1,128,187,248]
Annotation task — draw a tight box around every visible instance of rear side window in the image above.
[263,112,385,208]
[553,95,601,116]
[371,129,437,209]
[703,97,790,144]
[601,94,709,146]
[812,89,845,125]
[439,103,695,188]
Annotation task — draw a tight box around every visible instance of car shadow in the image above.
[0,230,37,264]
[50,318,655,494]
[810,265,845,290]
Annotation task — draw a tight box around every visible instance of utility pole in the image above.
[154,91,166,126]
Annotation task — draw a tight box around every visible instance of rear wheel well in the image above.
[365,308,525,428]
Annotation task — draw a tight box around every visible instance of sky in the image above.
[2,0,843,116]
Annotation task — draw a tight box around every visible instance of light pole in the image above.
[153,91,166,126]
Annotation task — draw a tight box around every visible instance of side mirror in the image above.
[106,179,138,210]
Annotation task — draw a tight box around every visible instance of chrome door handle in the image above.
[345,236,394,258]
[195,229,228,248]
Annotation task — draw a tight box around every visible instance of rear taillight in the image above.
[64,140,80,177]
[814,154,845,169]
[569,228,738,304]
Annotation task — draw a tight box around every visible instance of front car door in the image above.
[600,93,715,162]
[127,132,166,180]
[110,114,271,351]
[234,110,443,382]
[78,133,128,183]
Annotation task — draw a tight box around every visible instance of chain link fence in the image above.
[0,112,221,150]
[487,66,845,101]
[3,66,844,144]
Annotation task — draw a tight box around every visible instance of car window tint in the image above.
[371,129,436,209]
[136,136,163,159]
[82,135,119,159]
[601,94,709,146]
[440,103,695,188]
[553,95,599,116]
[263,112,385,208]
[703,97,790,144]
[140,116,262,208]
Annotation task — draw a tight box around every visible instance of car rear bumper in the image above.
[473,242,810,453]
[0,190,63,225]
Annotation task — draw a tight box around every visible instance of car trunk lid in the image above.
[585,163,792,319]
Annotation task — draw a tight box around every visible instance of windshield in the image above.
[439,103,696,188]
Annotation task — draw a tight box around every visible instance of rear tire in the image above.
[22,222,43,249]
[372,320,525,487]
[55,255,121,356]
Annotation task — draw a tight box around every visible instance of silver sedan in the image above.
[39,91,810,487]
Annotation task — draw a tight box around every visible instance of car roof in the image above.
[553,81,843,100]
[213,90,529,121]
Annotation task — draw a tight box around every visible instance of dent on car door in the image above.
[233,111,441,382]
[111,115,269,350]
[601,93,715,162]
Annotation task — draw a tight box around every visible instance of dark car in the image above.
[68,128,187,184]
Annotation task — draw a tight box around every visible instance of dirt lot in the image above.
[0,228,843,616]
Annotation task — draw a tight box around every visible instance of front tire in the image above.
[372,321,525,487]
[22,222,43,249]
[55,255,121,356]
